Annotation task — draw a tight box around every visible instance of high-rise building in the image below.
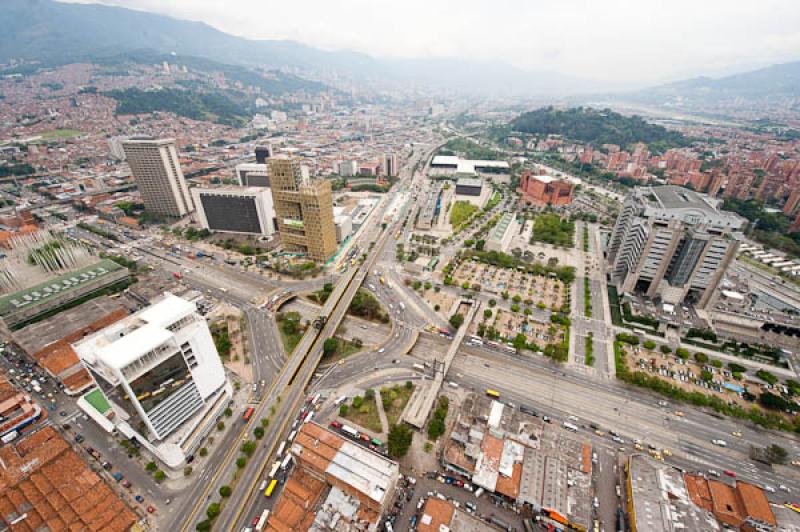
[73,293,231,467]
[255,144,273,164]
[191,186,276,236]
[234,163,270,187]
[608,186,746,309]
[122,137,194,218]
[383,153,398,177]
[269,158,337,262]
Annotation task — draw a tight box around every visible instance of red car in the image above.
[330,421,342,429]
[146,506,156,514]
[360,434,370,442]
[252,516,260,526]
[724,470,736,478]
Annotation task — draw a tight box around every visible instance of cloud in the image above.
[63,0,800,84]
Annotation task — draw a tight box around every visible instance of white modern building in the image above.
[73,293,232,468]
[337,160,358,177]
[122,137,194,218]
[333,207,353,243]
[486,212,520,253]
[192,186,276,236]
[608,186,746,309]
[235,163,270,187]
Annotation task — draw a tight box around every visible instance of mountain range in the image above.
[1,0,799,102]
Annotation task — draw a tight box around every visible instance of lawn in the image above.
[381,383,415,425]
[341,392,383,433]
[276,311,305,354]
[531,213,574,247]
[39,129,84,140]
[321,337,363,364]
[449,200,479,227]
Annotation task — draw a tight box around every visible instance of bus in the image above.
[280,454,293,470]
[305,411,315,424]
[264,479,278,497]
[276,441,286,457]
[255,509,270,531]
[486,389,500,399]
[268,461,281,479]
[242,407,255,422]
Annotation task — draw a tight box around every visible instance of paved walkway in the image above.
[375,388,390,437]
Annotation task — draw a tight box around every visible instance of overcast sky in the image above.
[67,0,800,85]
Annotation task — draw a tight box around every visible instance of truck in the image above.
[341,425,359,439]
[412,363,426,371]
[1,430,19,444]
[280,454,293,470]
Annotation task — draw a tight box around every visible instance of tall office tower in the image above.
[608,186,746,309]
[268,158,337,262]
[73,294,231,467]
[255,144,273,164]
[383,153,398,177]
[122,137,194,217]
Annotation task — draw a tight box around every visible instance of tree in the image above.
[660,345,672,355]
[196,520,211,531]
[388,423,413,458]
[240,440,257,456]
[756,369,778,385]
[694,352,709,364]
[206,503,221,520]
[424,281,432,290]
[513,333,528,352]
[488,299,497,307]
[339,404,349,416]
[199,447,208,457]
[413,280,422,290]
[352,396,363,409]
[219,485,232,497]
[224,407,232,417]
[510,303,520,312]
[254,427,265,439]
[501,291,510,300]
[365,388,375,400]
[728,362,747,374]
[483,309,493,319]
[406,380,413,390]
[461,281,470,289]
[216,421,225,431]
[512,294,522,304]
[236,457,247,468]
[711,359,723,369]
[323,338,339,357]
[449,314,465,329]
[765,444,789,465]
[700,369,713,382]
[153,470,166,482]
[676,347,690,359]
[145,461,157,472]
[643,340,656,350]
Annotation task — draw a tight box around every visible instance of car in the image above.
[74,434,84,443]
[594,430,605,437]
[542,416,551,423]
[792,460,800,467]
[674,411,684,417]
[59,411,67,417]
[634,443,643,451]
[360,434,370,442]
[731,431,742,437]
[724,470,736,478]
[780,484,791,493]
[378,348,385,353]
[135,495,144,503]
[711,439,727,447]
[707,469,720,477]
[121,480,131,488]
[764,485,776,493]
[330,421,342,429]
[592,497,599,508]
[252,516,260,526]
[662,449,672,457]
[612,436,625,444]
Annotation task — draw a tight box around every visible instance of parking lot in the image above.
[451,261,567,310]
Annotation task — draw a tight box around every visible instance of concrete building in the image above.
[431,155,510,174]
[333,207,353,243]
[608,186,746,309]
[338,160,358,177]
[0,259,129,330]
[73,293,232,468]
[122,137,194,217]
[269,158,337,262]
[267,422,400,531]
[518,171,574,206]
[192,186,276,236]
[418,497,503,532]
[0,426,137,531]
[235,163,270,187]
[486,212,520,253]
[384,153,398,177]
[455,177,483,197]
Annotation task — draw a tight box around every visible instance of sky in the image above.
[66,0,800,85]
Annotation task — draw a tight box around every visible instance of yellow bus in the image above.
[264,479,278,497]
[486,389,500,398]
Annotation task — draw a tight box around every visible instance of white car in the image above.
[780,484,791,493]
[711,439,727,447]
[378,348,385,353]
[764,485,776,493]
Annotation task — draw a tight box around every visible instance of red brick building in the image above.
[518,171,574,206]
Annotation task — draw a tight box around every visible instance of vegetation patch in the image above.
[341,389,383,433]
[532,213,575,247]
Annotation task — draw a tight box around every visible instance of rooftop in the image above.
[0,426,137,532]
[0,259,125,318]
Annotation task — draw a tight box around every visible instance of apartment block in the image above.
[269,158,337,262]
[122,137,194,217]
[608,186,746,309]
